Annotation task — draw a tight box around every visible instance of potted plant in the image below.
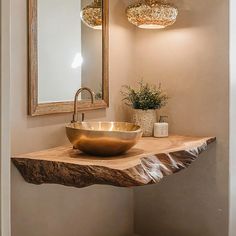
[121,81,168,136]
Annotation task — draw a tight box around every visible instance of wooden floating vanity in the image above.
[12,135,216,188]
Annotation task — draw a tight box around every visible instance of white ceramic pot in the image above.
[131,109,157,137]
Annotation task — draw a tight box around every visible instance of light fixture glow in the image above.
[80,0,102,30]
[138,24,165,29]
[71,53,83,69]
[126,0,178,29]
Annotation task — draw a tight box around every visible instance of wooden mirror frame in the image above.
[28,0,109,116]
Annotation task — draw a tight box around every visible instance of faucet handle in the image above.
[71,113,85,123]
[81,113,85,122]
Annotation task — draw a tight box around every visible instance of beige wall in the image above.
[10,0,135,236]
[230,0,236,235]
[133,0,229,236]
[1,0,11,234]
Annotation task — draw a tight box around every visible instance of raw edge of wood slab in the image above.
[12,136,216,188]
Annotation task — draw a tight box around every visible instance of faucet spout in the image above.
[72,87,95,123]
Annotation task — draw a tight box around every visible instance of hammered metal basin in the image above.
[66,122,142,157]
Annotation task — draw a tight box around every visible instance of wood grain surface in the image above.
[12,136,216,188]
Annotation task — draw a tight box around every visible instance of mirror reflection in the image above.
[37,0,103,103]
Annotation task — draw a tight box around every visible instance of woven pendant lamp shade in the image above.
[81,0,102,30]
[126,0,178,29]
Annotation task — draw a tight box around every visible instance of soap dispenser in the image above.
[154,116,169,138]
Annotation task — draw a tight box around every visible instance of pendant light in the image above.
[81,0,102,30]
[126,0,178,29]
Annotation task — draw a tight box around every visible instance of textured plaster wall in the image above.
[229,0,236,235]
[133,0,229,236]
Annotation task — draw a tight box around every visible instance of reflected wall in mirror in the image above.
[28,0,109,116]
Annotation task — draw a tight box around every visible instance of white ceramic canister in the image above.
[154,116,169,138]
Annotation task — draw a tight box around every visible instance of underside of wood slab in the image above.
[12,136,216,188]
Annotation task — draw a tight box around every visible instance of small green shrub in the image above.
[121,81,168,110]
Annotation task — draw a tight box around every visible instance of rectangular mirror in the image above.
[28,0,109,116]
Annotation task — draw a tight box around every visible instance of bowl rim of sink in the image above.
[65,121,142,134]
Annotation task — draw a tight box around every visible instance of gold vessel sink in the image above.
[66,122,142,156]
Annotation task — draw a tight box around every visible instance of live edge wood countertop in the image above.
[12,135,216,188]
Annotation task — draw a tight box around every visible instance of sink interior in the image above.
[67,122,141,132]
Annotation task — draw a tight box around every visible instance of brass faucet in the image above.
[72,87,95,123]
